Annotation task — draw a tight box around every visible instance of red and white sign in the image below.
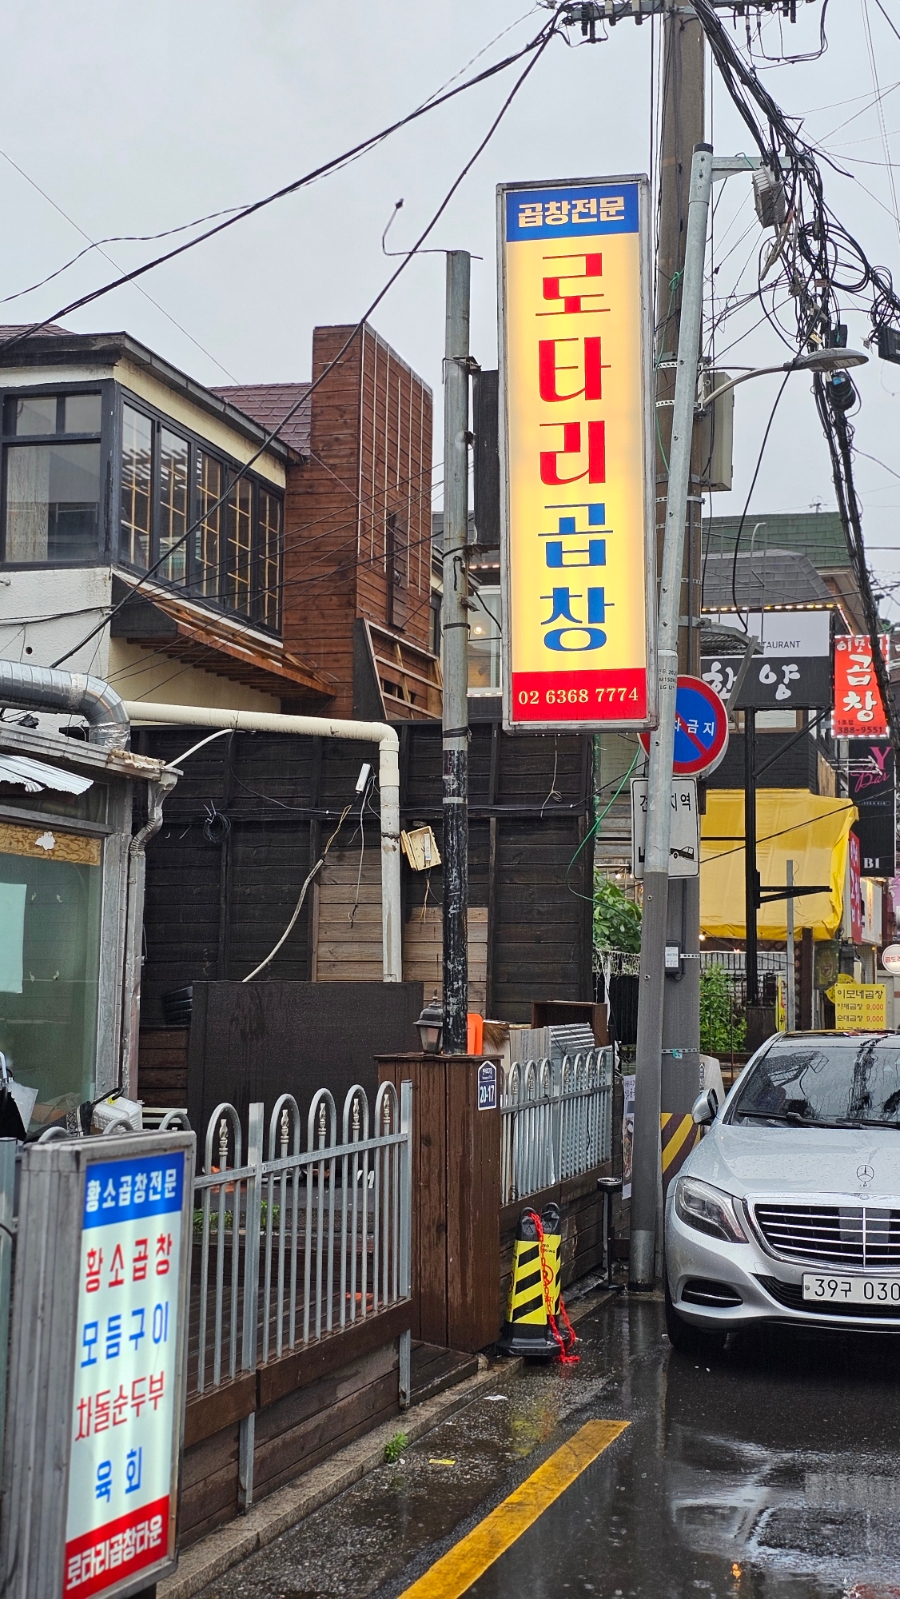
[64,1151,188,1598]
[833,635,889,738]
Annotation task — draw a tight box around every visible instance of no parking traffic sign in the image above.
[639,675,729,777]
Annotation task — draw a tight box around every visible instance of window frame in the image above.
[113,386,283,634]
[0,380,115,566]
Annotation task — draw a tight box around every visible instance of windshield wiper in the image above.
[737,1110,900,1131]
[735,1109,815,1125]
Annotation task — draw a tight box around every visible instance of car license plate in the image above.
[802,1273,900,1305]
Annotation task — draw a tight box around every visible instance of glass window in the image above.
[468,585,502,692]
[159,428,189,584]
[195,452,223,601]
[0,827,102,1127]
[5,442,101,562]
[257,486,282,630]
[226,476,252,614]
[733,1041,900,1127]
[63,393,102,435]
[120,405,152,568]
[3,393,57,436]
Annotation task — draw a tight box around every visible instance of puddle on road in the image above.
[195,1297,900,1599]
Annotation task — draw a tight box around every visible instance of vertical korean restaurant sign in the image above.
[499,175,655,731]
[64,1147,191,1598]
[833,634,889,737]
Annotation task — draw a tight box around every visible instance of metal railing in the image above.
[500,1048,613,1204]
[191,1081,412,1506]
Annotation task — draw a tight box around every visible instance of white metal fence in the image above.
[500,1048,613,1204]
[189,1081,412,1506]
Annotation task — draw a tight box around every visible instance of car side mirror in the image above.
[691,1088,718,1126]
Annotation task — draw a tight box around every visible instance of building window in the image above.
[1,391,102,564]
[195,451,223,602]
[257,487,282,630]
[120,405,152,567]
[159,428,188,584]
[468,584,501,693]
[227,477,252,614]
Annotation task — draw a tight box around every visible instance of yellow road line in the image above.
[397,1418,629,1599]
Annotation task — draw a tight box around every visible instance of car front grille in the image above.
[756,1276,900,1320]
[753,1203,900,1268]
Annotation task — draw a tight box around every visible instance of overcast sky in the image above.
[1,1,898,612]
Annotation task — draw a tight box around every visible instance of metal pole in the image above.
[744,707,759,1007]
[786,859,796,1031]
[630,144,714,1289]
[442,250,471,1054]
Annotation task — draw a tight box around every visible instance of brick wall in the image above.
[282,324,433,716]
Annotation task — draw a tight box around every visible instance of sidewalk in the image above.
[161,1284,613,1599]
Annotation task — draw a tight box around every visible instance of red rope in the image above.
[525,1209,579,1365]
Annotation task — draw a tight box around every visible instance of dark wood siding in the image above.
[137,714,593,1029]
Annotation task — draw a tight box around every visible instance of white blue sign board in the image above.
[478,1063,498,1111]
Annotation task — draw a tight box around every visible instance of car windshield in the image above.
[731,1040,900,1127]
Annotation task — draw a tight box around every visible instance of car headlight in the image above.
[673,1176,748,1244]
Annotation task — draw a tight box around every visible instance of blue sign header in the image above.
[505,183,639,242]
[83,1154,185,1230]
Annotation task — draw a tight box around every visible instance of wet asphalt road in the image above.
[195,1292,900,1599]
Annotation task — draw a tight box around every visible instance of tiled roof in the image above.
[702,549,833,609]
[704,510,850,568]
[0,322,70,341]
[212,383,312,456]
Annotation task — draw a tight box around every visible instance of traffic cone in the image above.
[540,1203,562,1322]
[498,1209,560,1357]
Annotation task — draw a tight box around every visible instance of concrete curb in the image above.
[159,1287,612,1599]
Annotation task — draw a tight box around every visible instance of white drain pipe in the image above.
[123,702,401,982]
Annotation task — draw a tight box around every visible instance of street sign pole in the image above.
[629,144,714,1291]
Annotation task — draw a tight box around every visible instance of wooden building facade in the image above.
[135,712,594,1034]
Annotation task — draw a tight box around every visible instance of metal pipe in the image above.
[122,776,178,1097]
[0,661,130,749]
[122,701,402,982]
[442,250,471,1053]
[786,859,796,1032]
[629,144,714,1291]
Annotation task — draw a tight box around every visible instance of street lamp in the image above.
[415,992,444,1054]
[698,347,868,411]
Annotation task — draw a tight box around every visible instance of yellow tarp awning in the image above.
[700,789,857,941]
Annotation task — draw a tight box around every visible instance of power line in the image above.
[46,21,557,673]
[0,17,558,359]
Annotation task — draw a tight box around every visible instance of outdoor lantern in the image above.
[415,992,444,1054]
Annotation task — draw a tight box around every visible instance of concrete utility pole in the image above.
[629,9,706,1288]
[630,144,714,1289]
[656,6,706,1158]
[442,250,471,1054]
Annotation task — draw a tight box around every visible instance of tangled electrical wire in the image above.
[690,0,900,755]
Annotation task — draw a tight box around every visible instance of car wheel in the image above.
[665,1279,727,1358]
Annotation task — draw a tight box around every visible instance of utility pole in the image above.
[656,5,706,1254]
[630,144,714,1289]
[629,8,706,1289]
[442,250,471,1054]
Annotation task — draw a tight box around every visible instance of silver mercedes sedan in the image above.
[665,1032,900,1355]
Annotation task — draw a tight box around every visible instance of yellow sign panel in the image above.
[826,976,888,1030]
[499,177,655,731]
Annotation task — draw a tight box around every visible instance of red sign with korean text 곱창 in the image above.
[499,177,655,731]
[833,635,889,737]
[63,1151,187,1599]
